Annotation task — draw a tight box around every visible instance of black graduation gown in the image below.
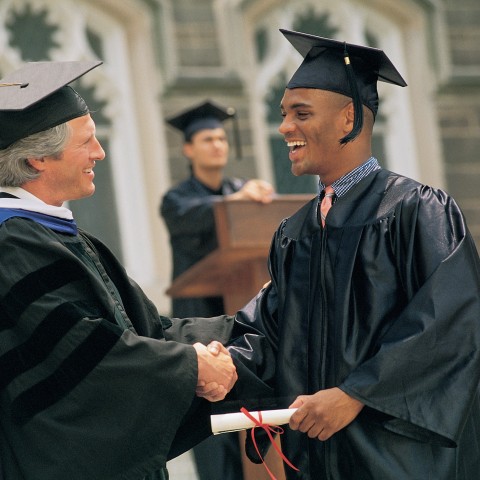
[229,169,480,479]
[0,216,235,480]
[160,175,245,318]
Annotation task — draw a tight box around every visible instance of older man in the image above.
[0,61,238,480]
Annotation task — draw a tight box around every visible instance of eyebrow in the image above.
[201,132,227,140]
[280,102,312,110]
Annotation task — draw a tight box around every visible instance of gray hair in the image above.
[0,122,71,187]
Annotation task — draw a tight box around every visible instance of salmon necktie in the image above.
[320,185,335,227]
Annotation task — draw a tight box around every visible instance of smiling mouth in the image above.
[287,141,306,152]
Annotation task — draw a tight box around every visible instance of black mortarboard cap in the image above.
[0,60,102,150]
[167,100,235,140]
[281,29,407,144]
[166,100,242,159]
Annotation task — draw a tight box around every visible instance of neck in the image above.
[21,182,63,207]
[193,167,224,191]
[323,140,372,185]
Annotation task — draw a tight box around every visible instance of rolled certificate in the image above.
[211,408,297,435]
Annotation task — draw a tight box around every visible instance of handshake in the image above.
[193,341,237,402]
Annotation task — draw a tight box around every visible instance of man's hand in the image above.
[229,179,274,204]
[194,342,237,402]
[289,387,364,441]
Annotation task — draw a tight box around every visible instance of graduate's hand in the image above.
[288,387,364,441]
[194,342,237,402]
[229,179,274,204]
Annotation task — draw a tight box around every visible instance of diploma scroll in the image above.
[211,408,297,435]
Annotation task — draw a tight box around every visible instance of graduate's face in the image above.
[279,88,351,179]
[184,128,229,172]
[34,114,105,206]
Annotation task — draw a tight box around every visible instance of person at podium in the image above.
[160,100,273,480]
[161,100,273,319]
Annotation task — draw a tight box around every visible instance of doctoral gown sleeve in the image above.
[0,218,228,480]
[339,186,480,447]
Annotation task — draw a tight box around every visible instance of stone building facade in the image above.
[0,0,479,315]
[437,0,480,243]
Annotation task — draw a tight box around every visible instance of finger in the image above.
[211,342,232,357]
[290,406,308,430]
[298,417,316,435]
[207,341,222,355]
[196,382,219,395]
[196,389,225,400]
[289,396,305,409]
[204,393,226,402]
[199,386,227,401]
[318,428,332,441]
[226,371,238,392]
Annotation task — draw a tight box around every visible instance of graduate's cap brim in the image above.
[166,100,236,141]
[0,60,102,111]
[280,29,407,87]
[0,60,102,149]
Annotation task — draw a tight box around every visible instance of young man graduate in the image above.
[0,61,239,480]
[226,29,480,479]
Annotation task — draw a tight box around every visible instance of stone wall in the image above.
[438,0,480,245]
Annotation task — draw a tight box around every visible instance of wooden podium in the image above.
[166,195,313,315]
[167,195,313,480]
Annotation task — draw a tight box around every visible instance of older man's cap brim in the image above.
[0,60,102,111]
[0,61,102,150]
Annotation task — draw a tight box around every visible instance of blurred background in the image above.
[0,0,477,316]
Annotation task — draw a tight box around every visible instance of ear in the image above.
[342,101,355,131]
[182,142,193,159]
[27,157,46,172]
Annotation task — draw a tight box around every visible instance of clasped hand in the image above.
[194,341,237,402]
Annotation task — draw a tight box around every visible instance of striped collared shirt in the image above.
[319,156,380,199]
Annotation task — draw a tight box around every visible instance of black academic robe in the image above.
[160,175,245,318]
[229,169,480,479]
[0,216,235,480]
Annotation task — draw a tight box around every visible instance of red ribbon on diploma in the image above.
[240,407,299,479]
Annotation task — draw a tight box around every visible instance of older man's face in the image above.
[38,114,105,206]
